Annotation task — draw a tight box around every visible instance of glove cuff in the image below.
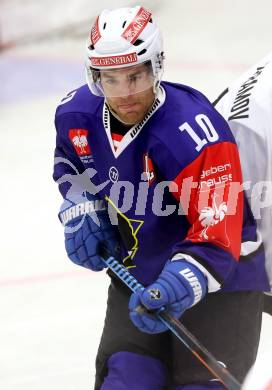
[166,259,207,307]
[59,199,106,226]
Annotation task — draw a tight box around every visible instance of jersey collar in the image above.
[103,86,166,158]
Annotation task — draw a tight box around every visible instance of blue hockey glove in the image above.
[129,260,207,333]
[61,199,119,271]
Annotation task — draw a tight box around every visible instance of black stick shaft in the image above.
[102,256,241,390]
[158,311,241,390]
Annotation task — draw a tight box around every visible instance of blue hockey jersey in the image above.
[53,81,269,292]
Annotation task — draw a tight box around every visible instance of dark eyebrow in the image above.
[101,73,116,78]
[129,70,145,76]
[101,69,146,78]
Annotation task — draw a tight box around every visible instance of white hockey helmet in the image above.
[85,6,164,97]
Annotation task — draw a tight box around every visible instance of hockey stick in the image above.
[102,255,241,390]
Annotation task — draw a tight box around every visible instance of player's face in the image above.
[100,64,155,124]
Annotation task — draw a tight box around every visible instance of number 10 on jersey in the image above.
[179,114,219,152]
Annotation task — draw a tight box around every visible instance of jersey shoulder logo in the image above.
[69,129,91,156]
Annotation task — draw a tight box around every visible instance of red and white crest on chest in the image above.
[142,153,156,185]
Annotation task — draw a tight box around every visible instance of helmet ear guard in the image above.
[85,6,164,97]
[151,51,165,93]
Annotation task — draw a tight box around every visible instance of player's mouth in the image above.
[117,102,139,112]
[118,102,138,108]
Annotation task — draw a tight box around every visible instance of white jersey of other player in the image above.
[215,51,272,291]
[242,352,272,390]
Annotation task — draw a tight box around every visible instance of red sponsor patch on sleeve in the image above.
[170,142,244,260]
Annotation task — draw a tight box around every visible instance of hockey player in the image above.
[53,6,270,390]
[214,52,272,316]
